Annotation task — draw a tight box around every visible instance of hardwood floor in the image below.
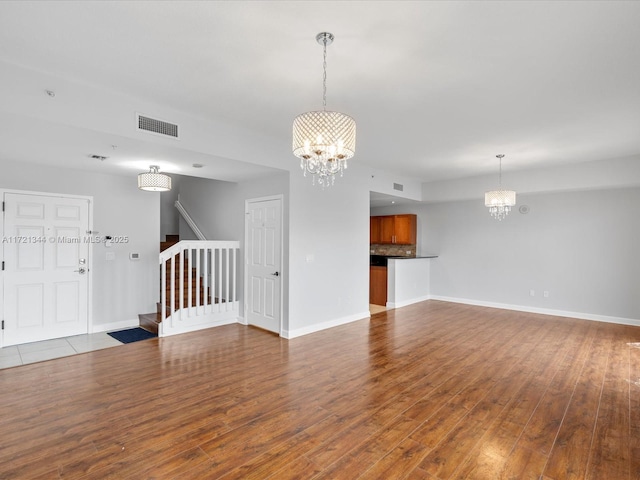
[1,300,639,479]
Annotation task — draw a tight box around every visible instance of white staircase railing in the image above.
[159,240,240,337]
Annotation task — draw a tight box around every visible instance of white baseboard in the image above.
[90,318,139,333]
[91,315,246,335]
[282,311,371,339]
[429,295,640,328]
[160,317,238,337]
[387,294,430,309]
[160,307,239,337]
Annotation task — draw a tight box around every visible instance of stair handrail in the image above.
[159,240,239,263]
[175,199,206,241]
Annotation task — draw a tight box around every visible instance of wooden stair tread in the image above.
[160,234,180,252]
[138,312,161,335]
[160,242,178,252]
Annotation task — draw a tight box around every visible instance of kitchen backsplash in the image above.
[370,244,416,257]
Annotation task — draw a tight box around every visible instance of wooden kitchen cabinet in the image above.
[370,214,417,245]
[370,266,387,305]
[380,216,395,243]
[393,214,417,244]
[370,216,382,244]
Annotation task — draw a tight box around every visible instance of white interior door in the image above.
[245,197,282,334]
[3,193,90,346]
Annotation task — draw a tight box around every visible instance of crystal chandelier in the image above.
[292,32,356,187]
[138,165,172,192]
[485,154,516,220]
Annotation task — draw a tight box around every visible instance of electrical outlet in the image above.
[544,291,549,298]
[529,289,535,297]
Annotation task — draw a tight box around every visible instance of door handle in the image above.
[74,268,86,274]
[271,272,280,276]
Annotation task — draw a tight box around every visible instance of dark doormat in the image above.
[107,327,157,344]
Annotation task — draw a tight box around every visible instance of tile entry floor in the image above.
[369,303,388,315]
[0,332,124,370]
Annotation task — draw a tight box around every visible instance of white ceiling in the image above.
[0,1,639,184]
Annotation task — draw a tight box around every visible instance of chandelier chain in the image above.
[322,36,328,110]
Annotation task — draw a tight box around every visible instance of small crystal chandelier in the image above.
[485,154,516,220]
[138,165,172,192]
[292,32,356,187]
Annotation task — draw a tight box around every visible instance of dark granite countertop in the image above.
[370,254,438,266]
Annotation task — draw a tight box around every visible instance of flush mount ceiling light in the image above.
[138,165,171,192]
[485,154,516,221]
[292,32,356,187]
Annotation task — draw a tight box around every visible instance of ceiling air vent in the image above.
[393,183,404,192]
[136,113,179,139]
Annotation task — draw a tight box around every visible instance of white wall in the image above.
[286,165,371,337]
[373,186,640,324]
[176,176,239,241]
[0,158,160,330]
[366,165,423,201]
[160,174,181,240]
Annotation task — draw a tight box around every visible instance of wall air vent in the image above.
[136,113,179,139]
[393,183,404,192]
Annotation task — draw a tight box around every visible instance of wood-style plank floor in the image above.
[1,300,639,479]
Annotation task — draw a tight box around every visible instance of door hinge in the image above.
[1,320,4,330]
[1,261,4,271]
[2,201,4,212]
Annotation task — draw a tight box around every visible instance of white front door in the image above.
[3,193,91,346]
[245,197,282,334]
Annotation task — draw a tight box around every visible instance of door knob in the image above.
[74,268,86,274]
[271,271,280,276]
